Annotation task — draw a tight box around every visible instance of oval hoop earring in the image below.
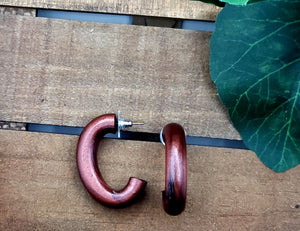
[77,113,147,207]
[160,123,187,216]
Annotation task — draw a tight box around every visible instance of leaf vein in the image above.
[279,79,300,163]
[214,20,300,83]
[232,58,300,116]
[247,96,296,143]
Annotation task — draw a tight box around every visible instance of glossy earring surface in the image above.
[161,123,187,216]
[77,114,147,207]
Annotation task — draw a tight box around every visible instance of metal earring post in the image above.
[117,111,144,138]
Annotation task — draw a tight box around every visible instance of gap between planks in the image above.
[0,0,221,21]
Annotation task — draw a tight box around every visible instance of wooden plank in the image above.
[0,0,221,21]
[0,130,299,230]
[0,14,240,139]
[0,6,36,16]
[0,7,33,132]
[0,8,33,132]
[0,121,26,130]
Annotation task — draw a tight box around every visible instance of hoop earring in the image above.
[77,113,146,207]
[160,123,187,216]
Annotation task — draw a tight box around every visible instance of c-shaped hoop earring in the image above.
[77,113,147,207]
[160,123,187,216]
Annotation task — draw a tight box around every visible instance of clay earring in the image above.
[77,112,146,207]
[160,123,187,216]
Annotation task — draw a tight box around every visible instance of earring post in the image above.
[117,111,144,138]
[132,122,144,125]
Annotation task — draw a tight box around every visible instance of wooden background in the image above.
[0,0,221,20]
[0,1,299,230]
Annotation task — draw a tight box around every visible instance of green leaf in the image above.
[210,0,300,172]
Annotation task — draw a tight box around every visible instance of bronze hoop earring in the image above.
[160,123,187,216]
[77,113,146,207]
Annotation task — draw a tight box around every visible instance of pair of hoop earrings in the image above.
[77,113,187,216]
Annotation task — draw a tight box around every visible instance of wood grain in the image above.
[0,130,299,230]
[0,0,221,20]
[0,6,36,16]
[0,14,240,139]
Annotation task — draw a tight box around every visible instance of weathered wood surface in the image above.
[0,0,221,20]
[0,6,36,16]
[0,14,240,139]
[0,130,299,230]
